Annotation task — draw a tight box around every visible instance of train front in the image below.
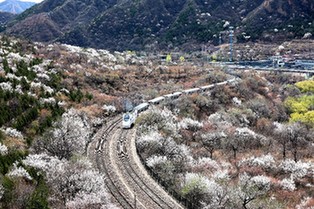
[122,113,133,129]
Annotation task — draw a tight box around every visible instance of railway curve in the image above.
[87,117,184,209]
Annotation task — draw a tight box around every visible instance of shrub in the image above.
[295,80,314,93]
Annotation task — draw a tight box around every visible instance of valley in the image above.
[0,1,313,208]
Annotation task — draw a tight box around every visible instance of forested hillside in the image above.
[4,0,314,51]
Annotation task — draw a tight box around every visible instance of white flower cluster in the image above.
[208,112,233,128]
[137,131,163,150]
[273,121,285,133]
[183,172,209,192]
[279,159,313,178]
[235,127,257,138]
[27,92,37,97]
[250,175,271,191]
[7,53,27,63]
[0,82,13,92]
[6,73,26,81]
[7,163,32,180]
[201,131,227,143]
[2,127,24,139]
[146,155,168,168]
[160,108,177,133]
[23,154,115,208]
[37,73,50,81]
[62,44,120,64]
[52,108,91,154]
[238,173,271,199]
[91,117,104,126]
[194,157,220,170]
[280,176,296,191]
[178,117,203,130]
[0,143,8,155]
[183,172,225,205]
[40,97,56,104]
[211,169,230,181]
[23,153,63,173]
[15,84,23,94]
[102,104,116,113]
[59,88,70,94]
[239,154,276,170]
[31,81,54,94]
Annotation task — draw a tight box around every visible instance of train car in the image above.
[134,102,149,113]
[163,92,182,100]
[148,96,165,105]
[183,88,200,95]
[122,111,137,129]
[216,81,228,86]
[200,84,215,92]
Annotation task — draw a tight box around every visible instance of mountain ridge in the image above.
[4,0,314,51]
[0,0,36,14]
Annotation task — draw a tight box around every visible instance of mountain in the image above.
[5,0,314,51]
[0,0,36,14]
[241,0,314,41]
[0,10,15,24]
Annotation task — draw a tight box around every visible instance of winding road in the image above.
[87,117,184,209]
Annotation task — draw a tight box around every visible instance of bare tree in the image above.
[273,122,290,159]
[200,131,226,159]
[286,123,307,162]
[274,122,308,161]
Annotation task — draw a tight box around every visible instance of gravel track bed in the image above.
[87,116,185,209]
[122,129,184,209]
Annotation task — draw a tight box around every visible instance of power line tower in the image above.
[229,26,234,62]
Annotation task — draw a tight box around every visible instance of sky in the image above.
[20,0,43,2]
[0,0,44,2]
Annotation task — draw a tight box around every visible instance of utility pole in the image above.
[229,26,234,62]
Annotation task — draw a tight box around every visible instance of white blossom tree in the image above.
[23,154,115,208]
[181,172,229,209]
[200,131,226,158]
[232,173,271,209]
[34,109,91,160]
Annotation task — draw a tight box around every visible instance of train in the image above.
[122,78,236,129]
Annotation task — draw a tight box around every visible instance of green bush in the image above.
[0,150,27,174]
[26,177,49,209]
[295,80,314,93]
[29,58,43,67]
[1,176,14,206]
[2,58,12,74]
[16,60,36,81]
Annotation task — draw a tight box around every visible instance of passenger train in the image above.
[122,78,236,129]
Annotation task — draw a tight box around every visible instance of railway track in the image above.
[87,117,184,209]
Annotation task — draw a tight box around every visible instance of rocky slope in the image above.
[4,0,314,51]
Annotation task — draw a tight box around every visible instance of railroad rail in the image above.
[87,117,184,209]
